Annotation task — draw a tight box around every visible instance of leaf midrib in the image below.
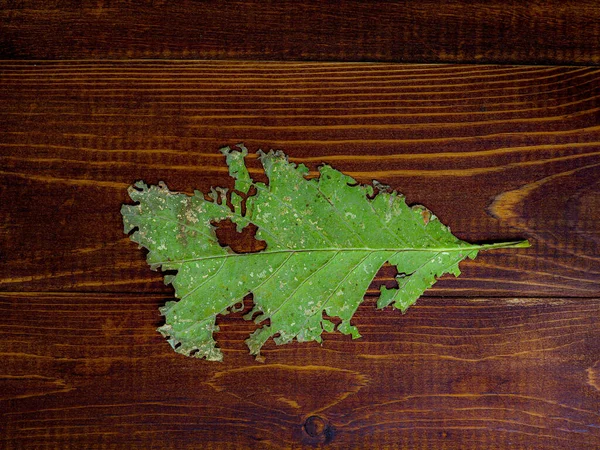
[154,240,528,265]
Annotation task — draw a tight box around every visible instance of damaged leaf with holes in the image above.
[121,145,529,361]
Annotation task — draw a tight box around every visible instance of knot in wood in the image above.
[303,415,333,443]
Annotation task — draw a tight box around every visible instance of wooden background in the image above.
[1,2,599,449]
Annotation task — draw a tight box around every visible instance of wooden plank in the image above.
[1,62,599,296]
[1,292,599,449]
[1,1,600,64]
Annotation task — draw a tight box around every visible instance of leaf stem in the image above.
[473,240,531,251]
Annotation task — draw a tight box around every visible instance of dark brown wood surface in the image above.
[2,0,600,65]
[1,62,599,296]
[2,293,600,449]
[1,61,599,448]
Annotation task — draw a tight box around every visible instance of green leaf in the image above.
[122,145,529,361]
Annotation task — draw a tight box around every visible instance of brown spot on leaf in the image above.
[421,209,431,225]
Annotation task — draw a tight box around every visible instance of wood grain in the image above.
[1,292,599,449]
[1,1,600,64]
[2,2,600,448]
[0,62,599,296]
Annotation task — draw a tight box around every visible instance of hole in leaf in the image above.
[125,225,139,236]
[230,301,245,313]
[321,311,342,333]
[369,262,400,293]
[240,185,258,217]
[225,193,234,212]
[322,311,341,323]
[162,269,178,286]
[257,315,271,327]
[213,294,272,354]
[226,295,255,317]
[212,219,267,254]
